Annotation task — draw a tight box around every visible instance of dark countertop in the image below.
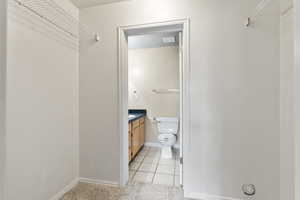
[128,109,146,122]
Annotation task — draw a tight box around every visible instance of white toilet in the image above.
[157,117,179,159]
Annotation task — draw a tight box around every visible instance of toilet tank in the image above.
[156,117,179,134]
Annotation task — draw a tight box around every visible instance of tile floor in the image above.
[129,146,180,187]
[61,146,185,200]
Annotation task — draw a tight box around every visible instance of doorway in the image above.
[118,19,190,188]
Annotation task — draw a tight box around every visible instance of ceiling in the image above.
[71,0,129,8]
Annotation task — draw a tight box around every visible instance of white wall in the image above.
[0,0,6,199]
[79,0,280,199]
[128,46,179,144]
[280,0,294,199]
[5,0,79,199]
[294,0,300,198]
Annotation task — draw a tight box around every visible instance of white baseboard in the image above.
[185,192,242,200]
[79,177,119,187]
[49,178,79,200]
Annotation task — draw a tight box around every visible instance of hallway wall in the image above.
[294,0,300,199]
[79,0,280,199]
[0,0,6,199]
[280,0,294,199]
[5,0,79,199]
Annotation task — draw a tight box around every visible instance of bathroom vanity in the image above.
[128,110,146,162]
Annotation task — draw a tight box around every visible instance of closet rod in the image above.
[12,0,100,41]
[245,0,273,27]
[13,0,78,38]
[45,0,89,33]
[41,0,101,41]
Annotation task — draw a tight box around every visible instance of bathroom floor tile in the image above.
[138,163,157,173]
[134,155,145,162]
[159,158,175,166]
[127,147,180,187]
[129,170,136,180]
[156,165,174,175]
[132,172,155,184]
[129,161,141,170]
[143,157,160,164]
[175,166,180,175]
[146,153,160,159]
[153,173,174,186]
[148,148,161,153]
[174,176,180,186]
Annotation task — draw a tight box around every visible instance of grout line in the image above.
[151,149,161,184]
[129,147,149,184]
[173,159,176,187]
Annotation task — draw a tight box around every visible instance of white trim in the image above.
[185,192,243,200]
[118,18,191,188]
[49,178,78,200]
[119,18,190,32]
[79,178,119,187]
[118,26,129,186]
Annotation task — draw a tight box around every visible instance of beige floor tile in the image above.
[130,161,141,170]
[146,153,160,159]
[143,156,160,164]
[138,151,148,157]
[129,170,136,180]
[156,165,174,175]
[174,176,180,186]
[141,146,149,151]
[175,166,180,175]
[132,172,155,184]
[148,147,161,153]
[153,173,174,186]
[133,155,145,162]
[138,163,157,173]
[159,158,175,166]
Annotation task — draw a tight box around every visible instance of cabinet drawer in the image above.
[132,120,140,128]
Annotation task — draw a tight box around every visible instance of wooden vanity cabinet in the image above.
[139,118,145,147]
[128,123,132,161]
[128,117,145,162]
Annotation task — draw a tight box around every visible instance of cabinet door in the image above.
[139,118,145,146]
[132,125,140,157]
[128,123,132,162]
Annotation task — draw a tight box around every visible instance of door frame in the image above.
[117,18,191,187]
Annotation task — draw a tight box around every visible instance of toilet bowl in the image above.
[157,117,179,159]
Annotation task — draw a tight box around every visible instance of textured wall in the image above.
[0,0,6,199]
[280,0,294,199]
[294,0,300,199]
[79,0,280,199]
[5,0,79,199]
